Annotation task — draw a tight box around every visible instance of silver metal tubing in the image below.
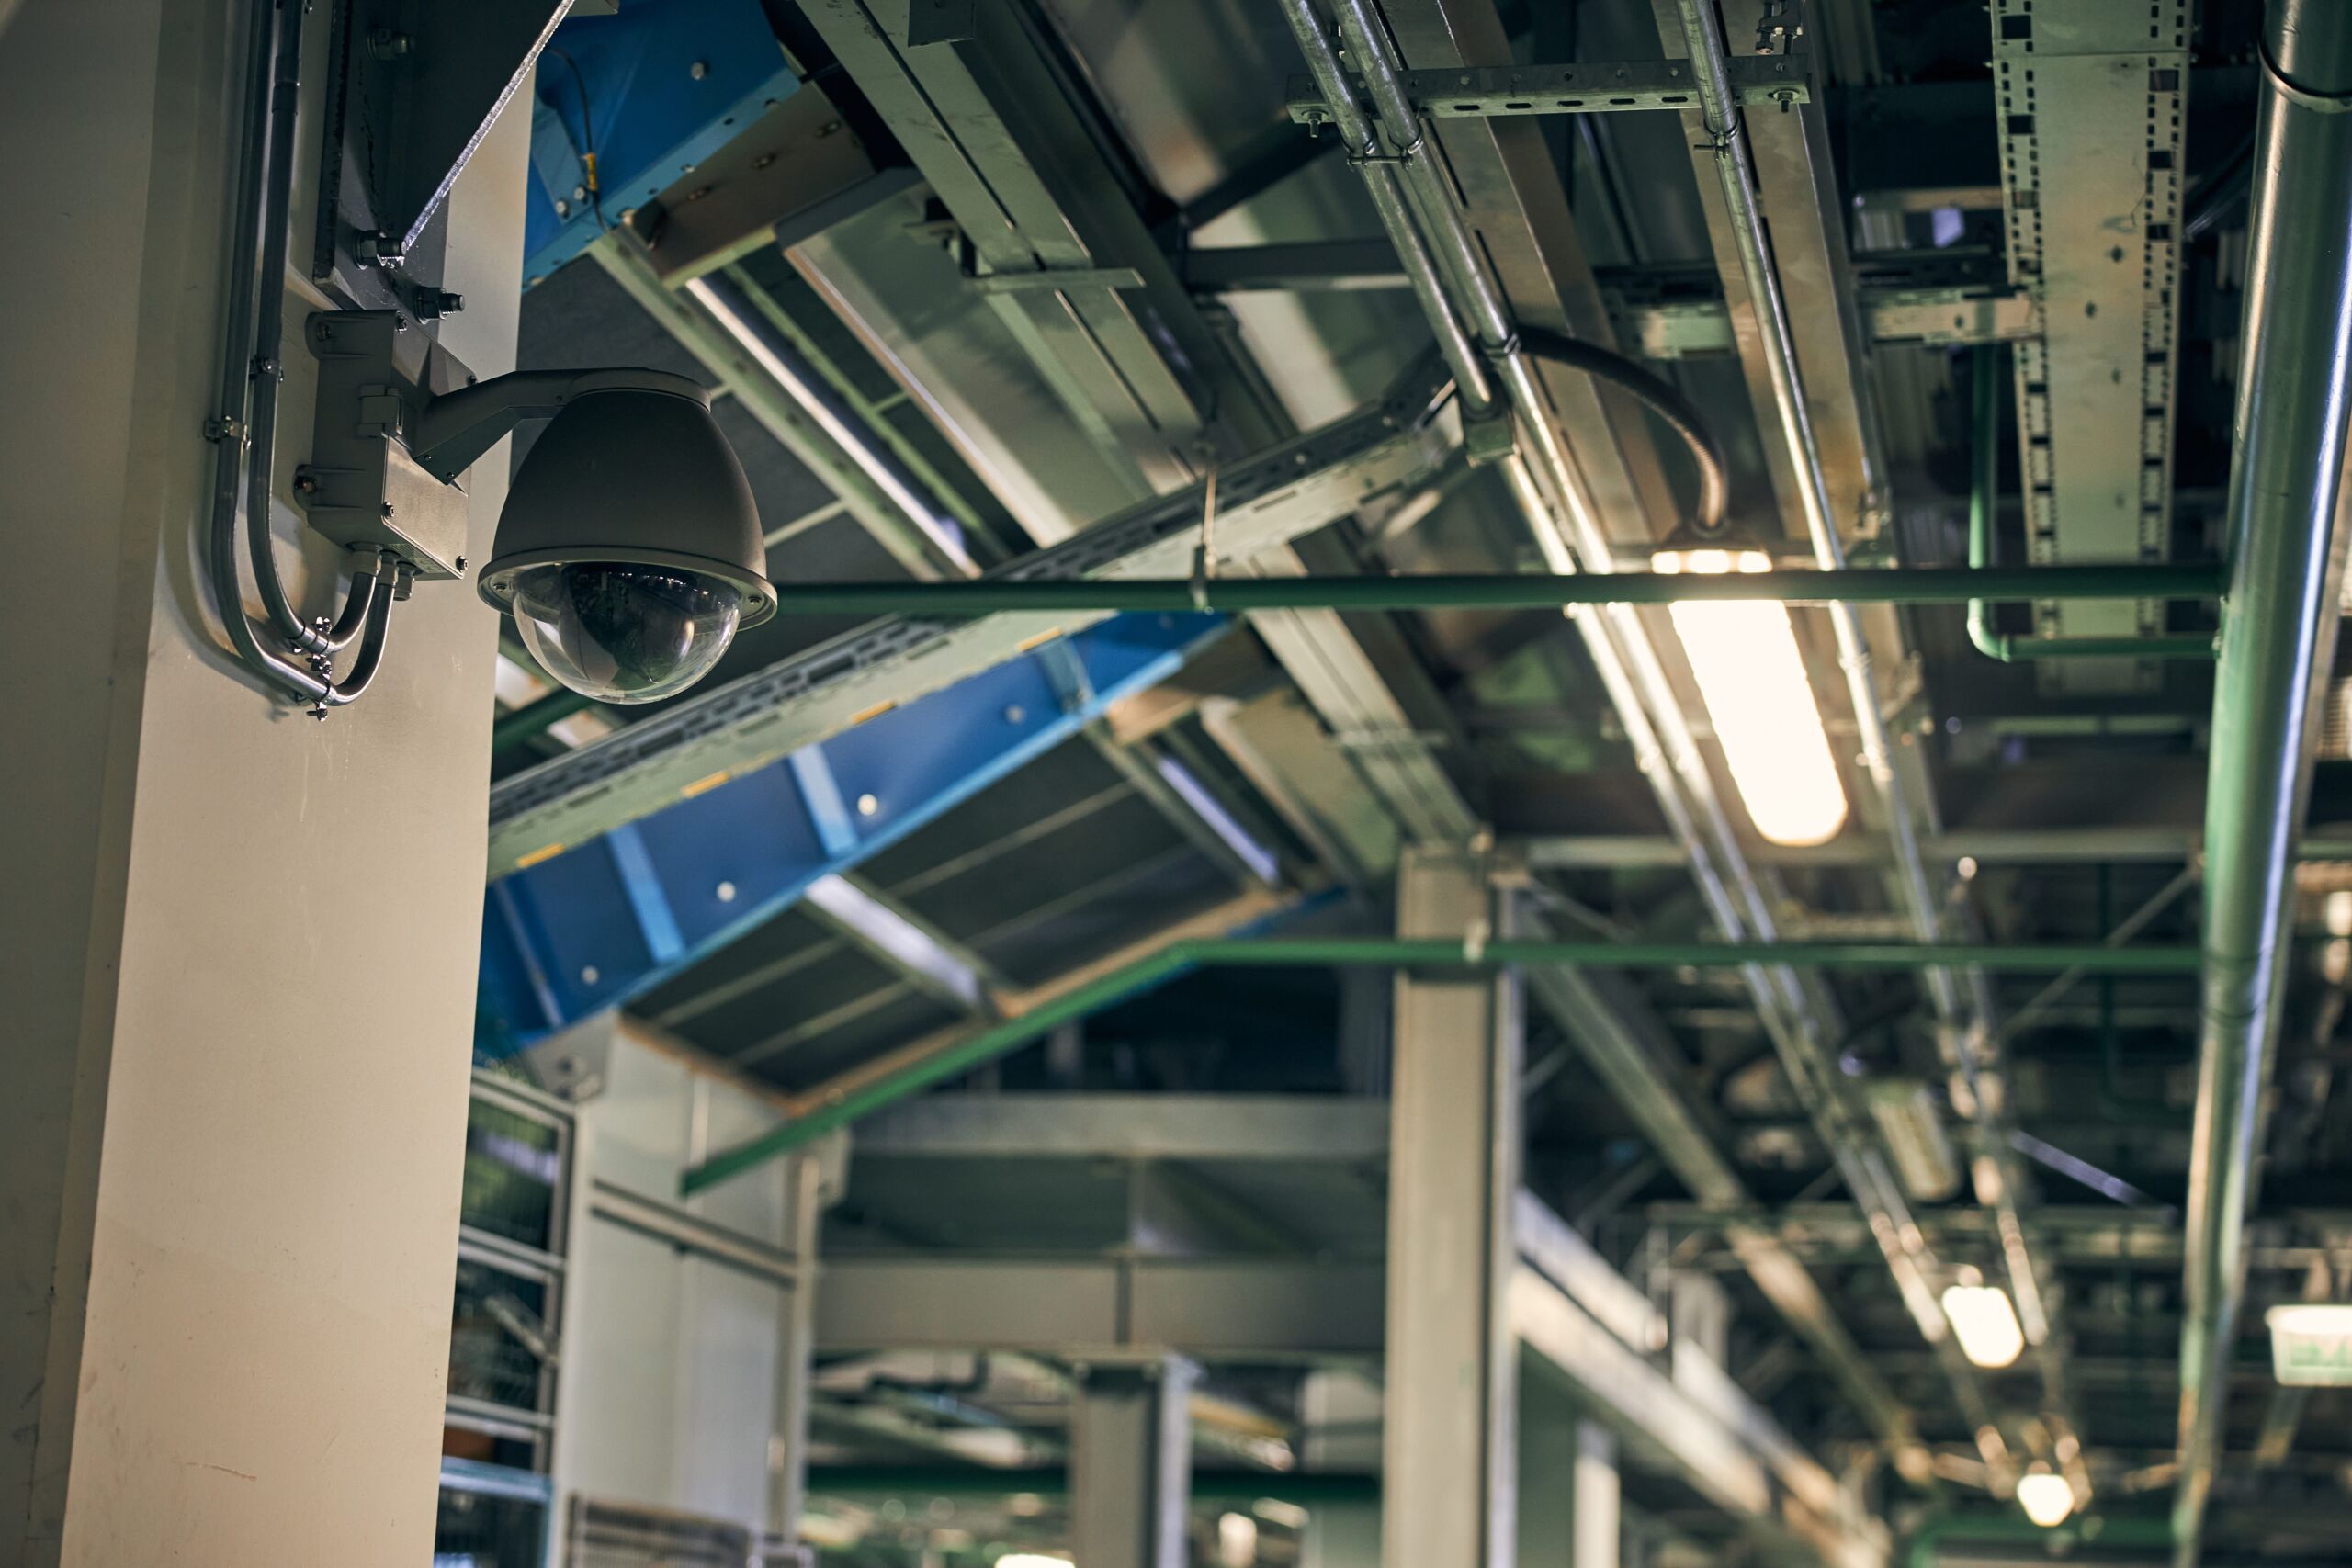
[1279,0,1972,1464]
[2176,3,2352,1558]
[1675,0,2076,1490]
[201,0,387,707]
[241,0,326,659]
[204,0,334,704]
[1271,0,1489,408]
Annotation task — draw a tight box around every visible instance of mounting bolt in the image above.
[293,468,319,496]
[753,152,776,170]
[554,197,571,218]
[417,288,465,319]
[689,59,709,80]
[454,556,466,572]
[368,28,411,59]
[380,502,396,520]
[355,231,404,267]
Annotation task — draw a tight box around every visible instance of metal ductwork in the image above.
[2175,3,2352,1560]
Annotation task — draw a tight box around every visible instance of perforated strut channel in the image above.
[1994,0,2193,687]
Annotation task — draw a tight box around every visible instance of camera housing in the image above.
[470,375,775,704]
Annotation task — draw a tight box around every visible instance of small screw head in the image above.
[454,555,467,572]
[856,793,880,818]
[753,152,776,170]
[554,197,571,218]
[572,184,588,202]
[689,59,709,79]
[380,502,396,519]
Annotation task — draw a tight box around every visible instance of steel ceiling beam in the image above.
[476,613,1227,1055]
[814,1193,1889,1568]
[682,933,2196,1190]
[1287,0,2017,1481]
[1675,0,2086,1499]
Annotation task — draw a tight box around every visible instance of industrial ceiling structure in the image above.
[457,0,2352,1564]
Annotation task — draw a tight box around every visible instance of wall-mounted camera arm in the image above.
[412,368,711,483]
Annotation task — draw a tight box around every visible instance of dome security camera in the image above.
[277,313,774,714]
[463,373,776,703]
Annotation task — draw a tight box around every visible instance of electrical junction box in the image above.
[295,310,476,581]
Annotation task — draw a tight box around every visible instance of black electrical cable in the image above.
[1517,327,1730,531]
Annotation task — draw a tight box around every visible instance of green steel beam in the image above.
[680,935,2201,1195]
[762,563,2222,618]
[807,1463,1380,1506]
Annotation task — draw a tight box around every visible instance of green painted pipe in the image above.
[492,688,595,753]
[681,935,2200,1194]
[806,1463,1380,1506]
[760,563,2223,618]
[1967,344,2216,662]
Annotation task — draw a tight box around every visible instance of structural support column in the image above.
[1070,1358,1198,1568]
[1300,1370,1382,1568]
[769,1150,830,1541]
[1386,848,1522,1568]
[1518,1372,1620,1568]
[0,0,526,1559]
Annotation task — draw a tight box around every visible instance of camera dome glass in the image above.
[510,562,742,705]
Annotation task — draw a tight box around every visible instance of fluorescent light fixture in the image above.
[1940,1282,2026,1370]
[1866,1080,1962,1202]
[2016,1469,2075,1528]
[1651,548,1849,846]
[2266,1303,2352,1385]
[685,276,978,575]
[804,874,985,1010]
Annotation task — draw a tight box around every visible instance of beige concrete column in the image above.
[0,0,526,1559]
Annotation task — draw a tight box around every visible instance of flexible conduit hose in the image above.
[1518,327,1728,531]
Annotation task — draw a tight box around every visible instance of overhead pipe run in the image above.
[1675,0,2089,1505]
[2176,3,2352,1562]
[755,565,2220,617]
[682,934,2199,1194]
[1272,0,2008,1470]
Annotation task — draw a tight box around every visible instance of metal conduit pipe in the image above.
[756,564,2218,616]
[1271,0,1789,1037]
[1274,0,1491,408]
[202,0,392,706]
[2176,4,2352,1560]
[1676,0,2084,1492]
[1277,0,1999,1464]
